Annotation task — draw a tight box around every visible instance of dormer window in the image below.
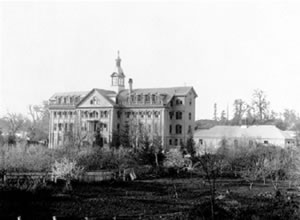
[176,99,183,105]
[145,95,150,103]
[152,94,156,103]
[137,94,142,102]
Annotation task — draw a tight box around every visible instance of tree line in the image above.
[198,89,300,132]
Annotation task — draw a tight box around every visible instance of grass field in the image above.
[0,177,299,220]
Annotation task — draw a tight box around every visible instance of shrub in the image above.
[0,143,52,172]
[51,157,84,191]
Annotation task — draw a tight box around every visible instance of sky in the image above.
[1,1,300,120]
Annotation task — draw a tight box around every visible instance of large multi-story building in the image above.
[48,53,197,149]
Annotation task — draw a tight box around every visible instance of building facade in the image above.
[48,54,197,149]
[193,125,295,154]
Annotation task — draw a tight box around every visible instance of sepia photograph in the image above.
[1,0,300,219]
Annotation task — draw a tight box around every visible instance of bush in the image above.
[0,143,52,172]
[77,146,137,171]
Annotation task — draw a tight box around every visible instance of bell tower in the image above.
[111,51,125,93]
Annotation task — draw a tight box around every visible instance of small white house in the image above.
[194,125,295,154]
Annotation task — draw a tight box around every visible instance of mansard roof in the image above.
[50,91,89,100]
[119,86,196,97]
[117,86,197,107]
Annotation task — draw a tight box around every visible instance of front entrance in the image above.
[89,120,101,132]
[88,120,103,147]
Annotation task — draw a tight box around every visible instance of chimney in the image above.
[128,78,133,94]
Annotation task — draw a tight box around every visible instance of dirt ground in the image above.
[0,177,299,220]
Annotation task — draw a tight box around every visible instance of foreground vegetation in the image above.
[0,176,300,219]
[1,138,300,219]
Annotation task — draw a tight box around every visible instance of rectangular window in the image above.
[145,95,150,103]
[199,139,203,145]
[169,125,172,134]
[152,95,156,103]
[137,95,142,102]
[175,139,178,146]
[169,139,172,146]
[65,123,68,132]
[58,123,62,131]
[176,124,182,134]
[169,112,173,120]
[189,112,192,120]
[54,123,57,131]
[69,123,73,132]
[103,123,107,131]
[176,111,182,120]
[176,99,183,105]
[264,140,269,144]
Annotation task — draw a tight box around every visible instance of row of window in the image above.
[169,138,184,146]
[169,112,192,120]
[56,96,80,105]
[120,111,161,119]
[197,139,272,146]
[81,111,109,118]
[125,94,162,104]
[53,111,76,118]
[169,98,193,107]
[54,123,74,132]
[169,125,192,134]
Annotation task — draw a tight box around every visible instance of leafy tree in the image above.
[182,132,196,159]
[119,121,131,148]
[213,103,218,121]
[219,110,227,124]
[110,129,121,148]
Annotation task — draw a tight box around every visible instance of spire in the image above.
[116,50,121,68]
[111,51,125,93]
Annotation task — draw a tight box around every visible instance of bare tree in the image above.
[195,150,227,220]
[4,112,28,135]
[232,99,249,125]
[27,102,49,142]
[252,89,270,122]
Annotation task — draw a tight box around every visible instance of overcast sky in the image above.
[1,1,300,120]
